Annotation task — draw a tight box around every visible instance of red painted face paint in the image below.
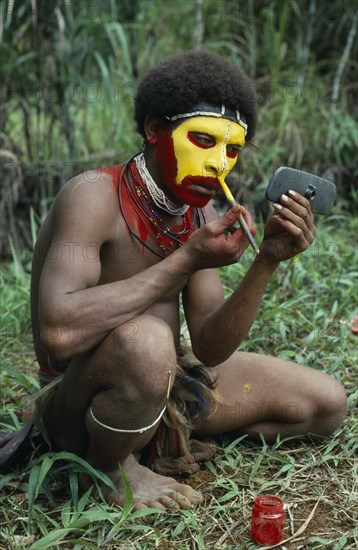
[154,127,201,206]
[98,164,151,250]
[122,169,150,245]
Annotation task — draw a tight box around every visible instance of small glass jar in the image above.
[251,495,285,544]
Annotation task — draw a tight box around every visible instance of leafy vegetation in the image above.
[1,213,357,548]
[0,0,357,255]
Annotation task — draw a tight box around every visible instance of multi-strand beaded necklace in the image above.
[119,155,205,258]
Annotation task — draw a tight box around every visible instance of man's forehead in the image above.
[175,116,246,143]
[165,103,248,135]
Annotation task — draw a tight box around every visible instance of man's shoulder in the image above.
[95,163,126,190]
[56,164,125,205]
[47,165,125,235]
[65,162,126,193]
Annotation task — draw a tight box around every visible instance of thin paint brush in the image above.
[219,176,260,255]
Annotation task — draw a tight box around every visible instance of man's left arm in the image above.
[184,191,316,366]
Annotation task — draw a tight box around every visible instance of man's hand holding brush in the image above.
[184,203,256,270]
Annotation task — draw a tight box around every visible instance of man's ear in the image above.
[144,116,162,145]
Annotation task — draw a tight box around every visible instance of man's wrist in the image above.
[174,245,197,275]
[253,253,280,272]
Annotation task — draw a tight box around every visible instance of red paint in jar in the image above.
[251,495,285,544]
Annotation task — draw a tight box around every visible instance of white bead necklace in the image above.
[134,153,189,216]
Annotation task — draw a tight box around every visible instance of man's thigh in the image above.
[195,351,341,436]
[40,331,122,455]
[41,314,178,455]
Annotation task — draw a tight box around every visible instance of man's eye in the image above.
[188,132,215,147]
[227,145,242,158]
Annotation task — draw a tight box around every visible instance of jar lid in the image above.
[253,495,284,512]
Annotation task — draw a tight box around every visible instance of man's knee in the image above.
[108,314,176,398]
[321,377,347,421]
[113,314,175,354]
[312,376,347,435]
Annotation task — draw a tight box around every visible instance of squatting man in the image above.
[31,51,347,510]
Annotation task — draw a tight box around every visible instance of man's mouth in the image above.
[181,176,220,194]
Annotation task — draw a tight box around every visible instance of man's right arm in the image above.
[38,174,195,361]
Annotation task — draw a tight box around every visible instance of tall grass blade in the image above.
[28,464,41,524]
[118,461,134,518]
[102,462,134,544]
[106,21,132,76]
[93,51,110,80]
[69,470,79,509]
[29,527,82,549]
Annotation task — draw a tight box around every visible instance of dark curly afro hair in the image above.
[135,50,258,141]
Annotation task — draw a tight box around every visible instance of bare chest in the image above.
[99,210,187,302]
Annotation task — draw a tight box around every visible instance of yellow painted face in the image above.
[172,116,245,185]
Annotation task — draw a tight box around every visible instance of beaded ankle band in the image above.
[89,370,172,434]
[89,403,167,434]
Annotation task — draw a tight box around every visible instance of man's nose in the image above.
[203,148,226,175]
[203,161,219,175]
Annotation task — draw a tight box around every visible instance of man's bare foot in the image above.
[89,454,203,511]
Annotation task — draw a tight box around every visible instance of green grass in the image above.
[0,209,357,549]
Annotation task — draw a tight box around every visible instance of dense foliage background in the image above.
[1,0,357,257]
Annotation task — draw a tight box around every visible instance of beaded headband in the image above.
[165,102,248,135]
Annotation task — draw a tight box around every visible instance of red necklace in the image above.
[122,158,195,257]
